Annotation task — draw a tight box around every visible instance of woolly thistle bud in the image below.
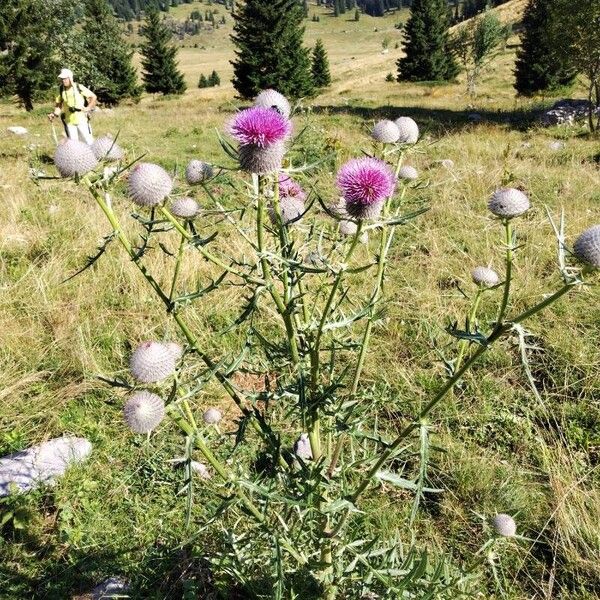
[294,433,312,460]
[191,461,212,480]
[185,160,214,185]
[394,117,419,144]
[339,220,369,243]
[238,141,286,175]
[128,163,173,207]
[54,138,98,177]
[171,197,200,219]
[203,407,222,424]
[91,136,124,161]
[439,159,454,169]
[492,513,517,537]
[488,188,530,219]
[371,120,400,144]
[253,89,291,119]
[471,266,500,288]
[123,391,165,434]
[398,165,418,180]
[130,341,177,383]
[573,225,600,269]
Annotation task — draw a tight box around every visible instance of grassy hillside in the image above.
[0,1,599,598]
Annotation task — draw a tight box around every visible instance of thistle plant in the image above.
[40,92,598,599]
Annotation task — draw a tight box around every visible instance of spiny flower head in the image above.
[395,117,419,144]
[229,106,292,148]
[54,138,98,177]
[185,160,214,185]
[123,391,165,434]
[130,341,177,383]
[278,174,306,203]
[339,220,368,243]
[128,162,173,207]
[337,157,395,219]
[171,197,200,219]
[371,120,400,144]
[472,266,499,288]
[92,136,124,161]
[492,513,517,537]
[203,407,222,424]
[398,165,418,180]
[253,89,291,118]
[294,433,312,460]
[488,188,530,219]
[573,225,600,269]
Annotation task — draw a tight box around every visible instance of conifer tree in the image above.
[198,73,209,88]
[0,0,76,110]
[79,0,140,105]
[397,0,458,82]
[312,39,331,88]
[514,0,575,96]
[209,70,221,86]
[231,0,313,100]
[140,9,186,94]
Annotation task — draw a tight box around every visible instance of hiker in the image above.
[48,68,97,144]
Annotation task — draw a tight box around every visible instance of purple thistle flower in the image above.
[229,106,292,148]
[336,157,395,219]
[278,174,306,203]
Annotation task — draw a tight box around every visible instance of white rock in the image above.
[0,437,92,496]
[7,126,28,135]
[92,576,130,599]
[191,461,212,480]
[549,140,565,151]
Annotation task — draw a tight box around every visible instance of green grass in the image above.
[1,1,599,598]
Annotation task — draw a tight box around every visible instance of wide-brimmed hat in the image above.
[58,68,73,80]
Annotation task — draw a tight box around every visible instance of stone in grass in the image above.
[0,437,92,497]
[7,126,28,135]
[91,576,130,599]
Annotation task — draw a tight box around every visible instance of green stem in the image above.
[169,230,186,304]
[455,289,483,373]
[496,220,513,327]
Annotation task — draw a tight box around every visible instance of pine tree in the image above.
[198,73,209,88]
[140,10,187,94]
[231,0,313,100]
[78,0,140,105]
[514,0,575,96]
[0,0,76,110]
[312,39,331,88]
[209,70,221,86]
[397,0,458,82]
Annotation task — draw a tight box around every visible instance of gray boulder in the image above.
[0,437,92,496]
[91,577,130,599]
[541,99,600,126]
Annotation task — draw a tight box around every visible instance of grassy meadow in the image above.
[0,1,599,598]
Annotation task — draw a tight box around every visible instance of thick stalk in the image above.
[169,230,186,304]
[496,220,513,327]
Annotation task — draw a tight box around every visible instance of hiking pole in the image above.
[51,121,58,145]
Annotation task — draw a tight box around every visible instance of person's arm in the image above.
[48,100,62,121]
[81,86,97,112]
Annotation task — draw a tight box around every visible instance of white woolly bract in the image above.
[203,408,222,424]
[238,142,285,174]
[185,160,214,184]
[54,139,98,177]
[488,188,530,219]
[171,197,200,219]
[123,392,165,434]
[492,513,516,537]
[573,225,600,269]
[394,117,419,144]
[345,199,384,220]
[253,89,291,118]
[165,342,183,361]
[128,162,173,207]
[471,266,499,287]
[398,165,418,180]
[372,120,400,143]
[92,136,124,161]
[130,341,177,383]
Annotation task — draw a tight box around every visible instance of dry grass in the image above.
[0,2,599,598]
